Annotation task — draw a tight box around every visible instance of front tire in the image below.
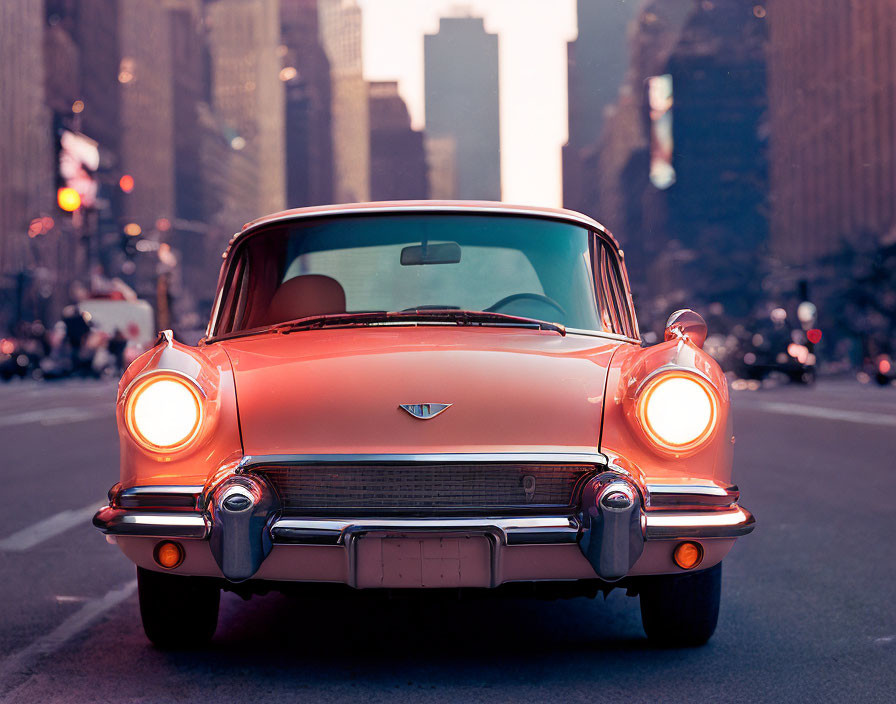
[639,562,721,647]
[137,567,220,648]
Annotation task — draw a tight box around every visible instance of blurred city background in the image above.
[1,0,894,386]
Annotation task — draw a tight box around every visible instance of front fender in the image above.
[599,338,734,486]
[117,333,243,487]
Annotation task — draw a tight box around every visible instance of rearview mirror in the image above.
[664,309,707,348]
[400,242,461,266]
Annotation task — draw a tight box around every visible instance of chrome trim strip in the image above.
[119,485,205,496]
[644,506,755,539]
[93,506,209,539]
[647,484,731,497]
[646,483,738,509]
[116,485,205,509]
[269,516,580,547]
[239,452,608,471]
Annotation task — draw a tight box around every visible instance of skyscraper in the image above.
[424,16,501,201]
[767,0,896,266]
[368,81,428,201]
[280,0,333,207]
[563,0,640,213]
[585,0,768,317]
[205,0,286,217]
[0,0,54,329]
[318,0,369,203]
[118,0,176,232]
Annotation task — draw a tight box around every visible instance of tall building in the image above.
[118,0,176,233]
[168,0,206,225]
[587,0,768,319]
[280,0,333,207]
[318,0,369,203]
[424,16,501,201]
[563,0,641,214]
[206,0,286,216]
[587,0,695,259]
[368,81,428,201]
[767,0,896,266]
[0,0,54,330]
[661,1,768,315]
[425,136,458,200]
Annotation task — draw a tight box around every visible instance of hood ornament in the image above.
[399,403,451,420]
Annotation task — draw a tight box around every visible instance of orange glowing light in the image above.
[123,222,142,237]
[72,99,85,114]
[57,187,81,212]
[119,174,135,193]
[881,359,892,374]
[154,541,184,569]
[673,541,704,570]
[635,371,719,455]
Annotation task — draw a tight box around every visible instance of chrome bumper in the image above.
[95,477,755,583]
[93,506,754,542]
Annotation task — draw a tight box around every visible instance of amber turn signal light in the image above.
[673,541,704,570]
[154,541,185,569]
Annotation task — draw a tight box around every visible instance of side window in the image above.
[216,252,247,335]
[596,240,635,338]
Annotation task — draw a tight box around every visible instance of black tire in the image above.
[137,566,220,649]
[639,562,721,647]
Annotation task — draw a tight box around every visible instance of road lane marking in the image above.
[743,401,896,427]
[0,580,137,691]
[0,405,112,428]
[0,502,102,552]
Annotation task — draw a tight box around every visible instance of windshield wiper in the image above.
[269,310,565,335]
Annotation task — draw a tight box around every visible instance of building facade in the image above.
[563,0,641,214]
[0,0,55,330]
[281,0,333,207]
[318,0,369,203]
[118,0,176,234]
[767,0,896,266]
[587,0,768,321]
[424,16,501,201]
[206,0,286,217]
[368,81,428,201]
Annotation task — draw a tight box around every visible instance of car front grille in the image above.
[251,463,596,515]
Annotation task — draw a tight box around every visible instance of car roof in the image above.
[230,200,621,252]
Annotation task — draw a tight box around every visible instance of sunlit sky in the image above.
[358,0,577,207]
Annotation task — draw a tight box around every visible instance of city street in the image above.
[0,379,893,703]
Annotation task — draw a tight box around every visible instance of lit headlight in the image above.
[125,373,203,451]
[636,372,718,453]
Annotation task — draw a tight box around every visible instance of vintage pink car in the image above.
[95,201,754,648]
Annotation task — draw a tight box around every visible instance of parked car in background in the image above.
[94,202,754,649]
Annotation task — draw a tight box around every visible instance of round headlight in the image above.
[125,374,203,451]
[636,372,718,453]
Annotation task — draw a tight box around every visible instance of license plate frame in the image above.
[349,532,496,589]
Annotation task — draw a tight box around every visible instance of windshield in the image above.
[213,213,608,336]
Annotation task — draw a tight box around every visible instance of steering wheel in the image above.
[486,293,567,318]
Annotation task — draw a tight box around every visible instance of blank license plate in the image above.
[355,535,491,588]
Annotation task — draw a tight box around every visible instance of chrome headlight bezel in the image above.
[123,371,205,453]
[633,368,720,456]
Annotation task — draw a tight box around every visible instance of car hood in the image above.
[216,327,621,456]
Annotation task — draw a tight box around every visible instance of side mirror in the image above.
[664,309,707,348]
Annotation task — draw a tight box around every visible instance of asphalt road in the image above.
[0,378,893,703]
